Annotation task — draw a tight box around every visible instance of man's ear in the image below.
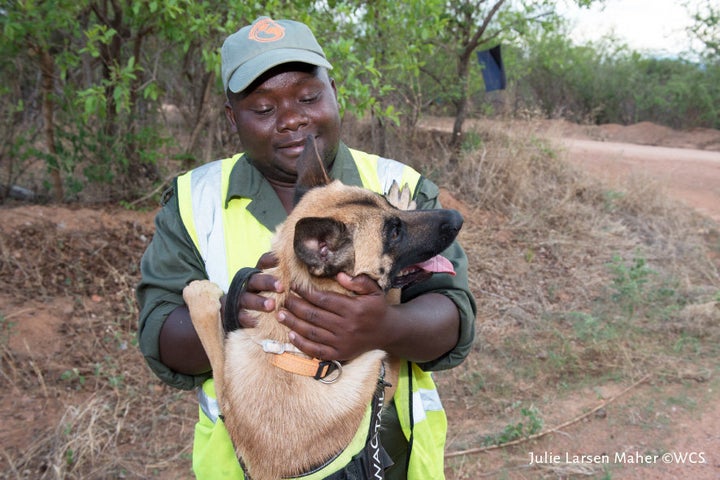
[329,77,338,102]
[293,217,354,277]
[225,102,238,133]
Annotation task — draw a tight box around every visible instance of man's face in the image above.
[225,64,341,185]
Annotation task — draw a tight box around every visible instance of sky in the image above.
[557,0,702,57]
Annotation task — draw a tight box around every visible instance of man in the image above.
[137,16,476,479]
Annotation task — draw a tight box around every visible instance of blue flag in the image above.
[477,45,506,92]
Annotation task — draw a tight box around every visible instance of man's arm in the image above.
[158,304,210,375]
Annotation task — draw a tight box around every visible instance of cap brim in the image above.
[227,49,333,93]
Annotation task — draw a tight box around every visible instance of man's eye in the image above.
[300,92,320,103]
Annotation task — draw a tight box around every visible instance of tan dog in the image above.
[183,139,462,479]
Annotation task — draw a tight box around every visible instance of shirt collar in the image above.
[224,142,363,229]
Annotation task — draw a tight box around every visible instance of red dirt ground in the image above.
[1,119,719,479]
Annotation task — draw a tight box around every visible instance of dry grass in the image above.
[0,215,196,479]
[345,118,720,477]
[1,119,719,479]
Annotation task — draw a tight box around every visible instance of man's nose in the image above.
[277,105,308,132]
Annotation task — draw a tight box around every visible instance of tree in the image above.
[1,0,85,201]
[686,0,720,61]
[425,0,598,154]
[440,0,507,152]
[1,1,247,201]
[76,0,228,194]
[319,0,446,155]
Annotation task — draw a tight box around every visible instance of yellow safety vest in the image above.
[176,150,447,479]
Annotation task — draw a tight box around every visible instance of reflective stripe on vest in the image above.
[395,361,448,480]
[197,379,221,423]
[177,155,244,292]
[412,387,443,424]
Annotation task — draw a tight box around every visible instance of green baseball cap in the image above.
[221,17,333,94]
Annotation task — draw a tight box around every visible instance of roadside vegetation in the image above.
[1,0,719,203]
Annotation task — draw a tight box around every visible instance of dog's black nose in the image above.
[441,210,464,239]
[442,210,465,234]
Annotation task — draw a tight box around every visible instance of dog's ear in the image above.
[294,135,331,206]
[294,217,354,277]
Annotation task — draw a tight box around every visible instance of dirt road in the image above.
[560,138,720,223]
[419,117,720,224]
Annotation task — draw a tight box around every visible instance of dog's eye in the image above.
[389,219,403,241]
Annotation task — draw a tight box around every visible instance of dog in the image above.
[183,137,463,479]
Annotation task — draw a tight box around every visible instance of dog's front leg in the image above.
[183,280,226,400]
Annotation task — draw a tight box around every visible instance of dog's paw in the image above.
[385,180,416,211]
[183,280,224,315]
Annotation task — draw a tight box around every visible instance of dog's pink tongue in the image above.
[416,255,455,276]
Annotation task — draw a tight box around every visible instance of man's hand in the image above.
[228,252,284,328]
[279,273,393,361]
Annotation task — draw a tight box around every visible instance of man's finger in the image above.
[247,273,283,294]
[238,291,275,312]
[256,252,279,270]
[335,272,380,295]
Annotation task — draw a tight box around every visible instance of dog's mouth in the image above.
[391,254,456,289]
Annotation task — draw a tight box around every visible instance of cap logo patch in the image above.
[249,18,285,43]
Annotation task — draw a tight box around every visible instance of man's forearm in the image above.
[159,304,211,375]
[384,293,460,363]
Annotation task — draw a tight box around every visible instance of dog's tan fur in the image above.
[183,140,461,479]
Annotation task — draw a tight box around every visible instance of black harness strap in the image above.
[363,369,392,479]
[223,267,262,333]
[404,361,414,475]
